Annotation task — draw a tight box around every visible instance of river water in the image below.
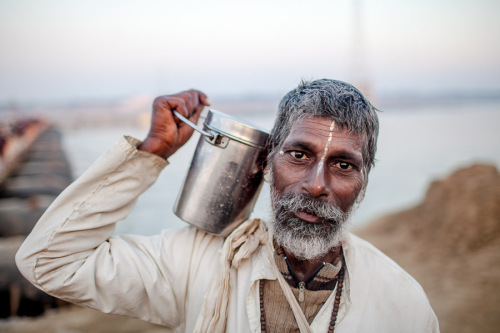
[61,100,500,235]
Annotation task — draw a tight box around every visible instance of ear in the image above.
[356,180,368,204]
[263,164,272,183]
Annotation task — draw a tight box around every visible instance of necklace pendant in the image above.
[298,281,305,302]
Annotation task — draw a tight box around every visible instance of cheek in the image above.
[270,158,303,193]
[335,175,364,210]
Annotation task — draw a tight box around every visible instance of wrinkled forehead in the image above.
[284,116,367,145]
[288,117,336,136]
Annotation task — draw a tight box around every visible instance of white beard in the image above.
[268,186,358,261]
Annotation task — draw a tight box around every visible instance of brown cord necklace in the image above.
[259,247,345,333]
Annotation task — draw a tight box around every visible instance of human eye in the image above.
[289,150,308,160]
[334,161,353,170]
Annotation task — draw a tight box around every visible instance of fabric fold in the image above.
[194,218,268,332]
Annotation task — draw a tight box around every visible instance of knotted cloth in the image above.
[193,218,268,332]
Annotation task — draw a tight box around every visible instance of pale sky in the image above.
[1,0,499,104]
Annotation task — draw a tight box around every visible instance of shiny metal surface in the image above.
[172,110,214,139]
[173,109,269,237]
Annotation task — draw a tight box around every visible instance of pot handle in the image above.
[173,110,214,139]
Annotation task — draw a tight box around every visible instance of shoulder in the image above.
[345,233,419,280]
[342,234,438,329]
[344,232,430,304]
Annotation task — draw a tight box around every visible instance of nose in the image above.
[302,162,330,198]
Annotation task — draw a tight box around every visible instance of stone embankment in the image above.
[0,123,73,318]
[356,164,500,333]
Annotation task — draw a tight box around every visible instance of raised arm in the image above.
[138,89,210,159]
[15,90,215,326]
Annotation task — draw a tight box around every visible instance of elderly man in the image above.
[16,79,439,332]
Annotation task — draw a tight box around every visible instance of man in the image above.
[16,79,439,332]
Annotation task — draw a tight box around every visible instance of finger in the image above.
[189,109,203,128]
[175,92,195,116]
[198,91,211,106]
[157,97,189,124]
[184,89,211,108]
[153,96,189,118]
[198,90,211,107]
[195,90,210,121]
[172,91,206,126]
[168,99,189,124]
[189,102,206,127]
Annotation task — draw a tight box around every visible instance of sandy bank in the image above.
[356,164,500,333]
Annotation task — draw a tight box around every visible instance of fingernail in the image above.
[205,98,211,106]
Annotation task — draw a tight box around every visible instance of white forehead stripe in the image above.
[315,120,336,183]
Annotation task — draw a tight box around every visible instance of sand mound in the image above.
[356,164,500,333]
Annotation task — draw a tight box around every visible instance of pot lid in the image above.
[203,109,269,150]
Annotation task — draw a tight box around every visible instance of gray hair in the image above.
[268,79,379,177]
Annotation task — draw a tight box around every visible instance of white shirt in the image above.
[16,136,439,332]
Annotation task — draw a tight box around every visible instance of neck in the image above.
[282,246,342,282]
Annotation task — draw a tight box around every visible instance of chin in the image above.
[270,216,347,261]
[268,186,357,260]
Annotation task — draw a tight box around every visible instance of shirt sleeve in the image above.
[14,136,201,326]
[426,307,441,332]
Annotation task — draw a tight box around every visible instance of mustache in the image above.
[273,192,346,222]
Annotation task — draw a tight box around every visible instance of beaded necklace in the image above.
[259,247,345,333]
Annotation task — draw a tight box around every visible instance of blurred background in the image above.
[1,0,499,332]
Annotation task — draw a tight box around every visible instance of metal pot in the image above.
[173,109,269,237]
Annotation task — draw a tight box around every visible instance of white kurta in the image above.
[16,136,439,332]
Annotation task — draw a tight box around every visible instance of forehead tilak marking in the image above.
[315,120,336,187]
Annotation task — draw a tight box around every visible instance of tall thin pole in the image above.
[351,0,373,100]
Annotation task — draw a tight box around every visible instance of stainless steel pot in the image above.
[173,109,269,237]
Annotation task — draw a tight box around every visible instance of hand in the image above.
[138,90,210,159]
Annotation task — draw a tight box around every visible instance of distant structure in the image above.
[350,0,374,102]
[0,124,72,318]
